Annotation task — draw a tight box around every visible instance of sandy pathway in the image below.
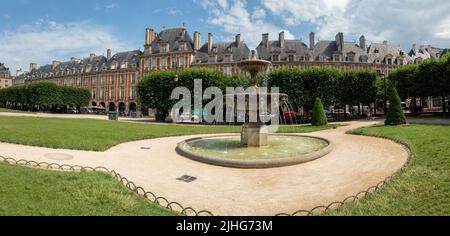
[0,120,409,216]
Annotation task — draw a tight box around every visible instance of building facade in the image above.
[0,63,12,89]
[17,26,448,113]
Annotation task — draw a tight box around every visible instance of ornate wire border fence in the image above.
[275,134,413,216]
[0,155,214,216]
[0,133,412,217]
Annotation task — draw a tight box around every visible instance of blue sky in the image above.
[1,0,450,72]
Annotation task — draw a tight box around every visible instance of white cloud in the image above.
[95,3,119,11]
[261,0,450,49]
[168,9,182,16]
[261,0,349,25]
[0,20,130,72]
[196,0,295,49]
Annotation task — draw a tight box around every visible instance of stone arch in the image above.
[108,102,116,112]
[100,102,106,108]
[118,102,126,114]
[129,102,137,112]
[91,101,97,107]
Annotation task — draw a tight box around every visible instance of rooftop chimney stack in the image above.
[193,31,201,51]
[359,35,366,51]
[144,28,154,54]
[309,32,315,49]
[89,53,96,61]
[262,33,269,48]
[52,60,60,69]
[107,49,112,60]
[279,31,285,48]
[29,63,37,72]
[208,33,213,52]
[335,32,344,52]
[235,34,241,48]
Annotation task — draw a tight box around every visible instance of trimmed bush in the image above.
[0,81,90,111]
[311,97,328,126]
[385,86,406,126]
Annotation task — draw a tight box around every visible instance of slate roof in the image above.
[312,40,369,62]
[195,41,251,63]
[0,63,10,76]
[367,43,411,64]
[151,28,195,54]
[256,40,312,61]
[26,50,142,81]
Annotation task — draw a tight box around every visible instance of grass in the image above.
[0,116,338,151]
[323,124,450,216]
[0,163,177,216]
[0,108,28,113]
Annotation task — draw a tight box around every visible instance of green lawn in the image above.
[0,116,338,151]
[323,124,450,216]
[0,108,28,113]
[0,163,177,216]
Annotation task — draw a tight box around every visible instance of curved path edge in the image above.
[0,121,410,216]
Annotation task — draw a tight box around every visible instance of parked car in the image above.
[282,111,304,124]
[67,107,79,114]
[177,113,201,123]
[333,109,353,119]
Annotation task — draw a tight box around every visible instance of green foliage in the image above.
[311,97,328,126]
[339,70,378,106]
[269,68,340,109]
[269,68,377,110]
[137,68,250,113]
[385,86,406,125]
[389,56,450,99]
[0,82,90,109]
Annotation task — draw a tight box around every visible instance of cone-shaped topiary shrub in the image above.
[311,97,328,126]
[385,86,406,125]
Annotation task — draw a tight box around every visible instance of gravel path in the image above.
[0,120,409,216]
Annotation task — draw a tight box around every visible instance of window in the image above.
[272,54,279,62]
[120,74,125,99]
[288,64,294,69]
[161,44,167,53]
[130,73,136,99]
[100,77,105,99]
[334,55,340,62]
[347,55,354,62]
[209,55,216,63]
[179,56,185,67]
[224,54,232,63]
[349,65,356,70]
[110,75,115,99]
[179,44,186,51]
[151,59,156,70]
[288,55,294,62]
[223,66,232,75]
[171,57,177,69]
[161,57,167,69]
[387,58,392,65]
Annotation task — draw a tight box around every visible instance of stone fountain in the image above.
[176,50,333,169]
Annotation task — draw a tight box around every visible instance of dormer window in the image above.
[121,62,128,69]
[288,55,295,62]
[224,54,232,63]
[161,43,169,53]
[111,61,117,70]
[374,48,379,53]
[334,55,340,62]
[208,55,217,63]
[272,54,279,62]
[179,43,186,51]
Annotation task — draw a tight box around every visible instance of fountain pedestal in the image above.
[241,123,268,147]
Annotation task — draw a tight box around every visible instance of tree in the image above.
[311,97,328,126]
[385,86,406,126]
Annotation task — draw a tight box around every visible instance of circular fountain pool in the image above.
[177,135,333,168]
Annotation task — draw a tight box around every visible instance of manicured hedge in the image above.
[389,55,450,113]
[138,68,250,116]
[311,97,328,126]
[385,86,406,125]
[0,81,90,110]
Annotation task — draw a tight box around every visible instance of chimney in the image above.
[107,49,112,60]
[383,40,388,45]
[235,34,241,48]
[335,32,344,52]
[145,28,154,46]
[359,35,366,51]
[70,57,76,62]
[262,33,269,48]
[29,63,37,72]
[412,44,417,52]
[279,31,285,48]
[309,32,315,49]
[52,60,60,69]
[89,53,96,61]
[193,31,201,51]
[208,33,213,52]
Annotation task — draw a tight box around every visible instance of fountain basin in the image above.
[176,134,334,169]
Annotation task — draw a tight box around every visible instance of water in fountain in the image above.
[176,51,333,168]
